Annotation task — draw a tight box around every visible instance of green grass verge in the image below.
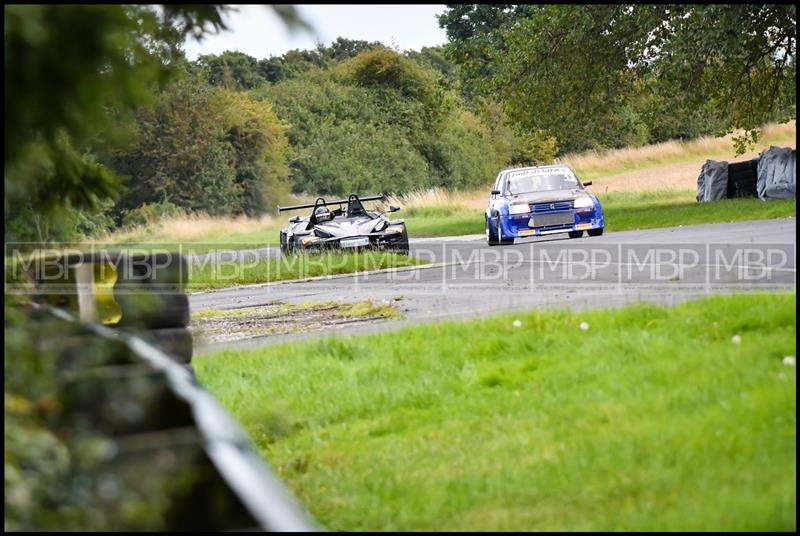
[110,227,283,251]
[188,250,426,291]
[602,190,796,231]
[402,192,796,238]
[403,206,484,237]
[195,292,796,531]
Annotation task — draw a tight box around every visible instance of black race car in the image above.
[278,194,409,255]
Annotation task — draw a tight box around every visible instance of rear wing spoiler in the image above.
[277,194,386,212]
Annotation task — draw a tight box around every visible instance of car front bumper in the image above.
[295,229,407,251]
[501,208,604,237]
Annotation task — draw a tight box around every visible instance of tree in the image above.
[495,6,662,153]
[339,46,447,127]
[323,37,380,61]
[110,73,291,217]
[257,48,329,83]
[4,4,309,239]
[648,4,796,152]
[195,51,266,90]
[216,90,291,215]
[448,4,796,154]
[405,46,457,85]
[110,73,240,216]
[260,49,514,196]
[437,4,536,98]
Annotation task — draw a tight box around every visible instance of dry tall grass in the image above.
[385,188,487,211]
[96,212,280,244]
[560,121,796,174]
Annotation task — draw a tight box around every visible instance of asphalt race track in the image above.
[189,218,796,352]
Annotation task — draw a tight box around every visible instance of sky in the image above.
[182,5,450,60]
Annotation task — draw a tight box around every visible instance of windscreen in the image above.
[505,167,581,194]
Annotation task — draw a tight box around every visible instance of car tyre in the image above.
[391,228,410,255]
[568,230,584,239]
[280,232,296,256]
[279,231,287,255]
[588,227,604,237]
[486,216,499,246]
[142,327,193,364]
[497,215,514,245]
[114,291,190,330]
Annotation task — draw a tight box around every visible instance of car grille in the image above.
[531,200,574,213]
[530,211,574,227]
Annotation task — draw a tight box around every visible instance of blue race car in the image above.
[485,165,604,245]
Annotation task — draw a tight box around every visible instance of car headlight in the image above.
[300,235,320,245]
[385,224,404,234]
[574,197,594,209]
[509,203,530,215]
[373,220,387,232]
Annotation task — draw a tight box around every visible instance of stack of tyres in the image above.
[32,251,194,371]
[727,158,759,199]
[15,310,281,530]
[113,252,193,372]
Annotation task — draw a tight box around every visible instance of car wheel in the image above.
[568,230,584,239]
[497,216,514,245]
[279,231,288,255]
[283,238,297,255]
[392,228,410,254]
[587,227,604,237]
[486,216,499,246]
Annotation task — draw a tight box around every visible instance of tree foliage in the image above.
[4,5,168,218]
[4,4,308,240]
[197,38,384,87]
[195,50,264,90]
[259,47,518,196]
[437,4,536,98]
[441,4,796,155]
[109,72,290,217]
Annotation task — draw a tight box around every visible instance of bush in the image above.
[5,200,116,244]
[121,200,184,229]
[294,119,430,195]
[512,130,559,166]
[109,71,291,217]
[261,53,515,196]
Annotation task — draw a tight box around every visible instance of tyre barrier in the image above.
[22,305,320,531]
[139,327,194,365]
[24,251,321,529]
[32,251,192,366]
[727,159,759,199]
[697,147,796,202]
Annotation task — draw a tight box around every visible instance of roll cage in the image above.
[278,194,385,227]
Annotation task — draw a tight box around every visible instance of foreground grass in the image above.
[188,251,426,291]
[401,192,796,238]
[195,293,796,531]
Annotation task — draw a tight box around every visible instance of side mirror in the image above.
[388,205,401,213]
[491,190,501,196]
[583,181,593,187]
[289,216,300,223]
